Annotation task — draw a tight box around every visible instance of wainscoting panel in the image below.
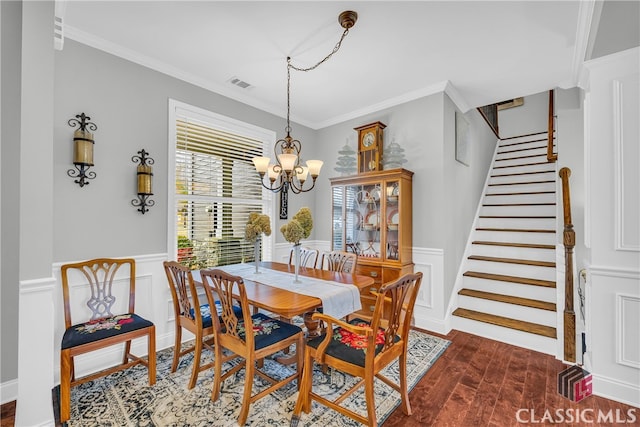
[412,247,446,334]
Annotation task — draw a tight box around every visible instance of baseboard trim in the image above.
[0,378,18,405]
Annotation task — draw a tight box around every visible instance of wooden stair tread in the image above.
[463,271,556,288]
[476,227,555,233]
[483,203,556,208]
[458,289,556,311]
[472,240,555,250]
[468,255,555,268]
[453,308,557,338]
[493,161,555,170]
[491,170,555,178]
[488,180,555,186]
[479,215,555,219]
[485,191,555,196]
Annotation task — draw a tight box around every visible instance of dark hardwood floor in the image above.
[1,329,637,426]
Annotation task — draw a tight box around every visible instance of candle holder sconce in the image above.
[131,149,155,214]
[67,113,97,187]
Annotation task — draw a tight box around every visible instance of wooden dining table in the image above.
[194,261,374,319]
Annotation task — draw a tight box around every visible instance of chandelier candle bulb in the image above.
[252,156,270,174]
[306,160,323,177]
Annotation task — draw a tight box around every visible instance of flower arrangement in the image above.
[281,207,313,245]
[245,212,271,242]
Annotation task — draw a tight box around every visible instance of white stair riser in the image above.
[457,295,557,326]
[483,193,556,204]
[473,231,556,246]
[462,276,556,301]
[465,259,556,281]
[452,316,556,355]
[486,182,555,194]
[489,171,556,185]
[492,162,556,175]
[480,204,556,216]
[500,135,548,144]
[494,155,548,168]
[497,145,548,156]
[477,217,556,229]
[470,244,556,261]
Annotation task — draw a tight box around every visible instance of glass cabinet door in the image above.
[384,180,400,260]
[332,186,345,251]
[352,183,382,259]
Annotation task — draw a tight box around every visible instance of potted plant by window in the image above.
[177,235,193,263]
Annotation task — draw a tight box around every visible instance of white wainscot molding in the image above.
[412,247,446,335]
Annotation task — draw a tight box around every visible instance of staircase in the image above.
[452,131,559,355]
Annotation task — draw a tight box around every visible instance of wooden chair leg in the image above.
[123,339,132,365]
[188,330,203,389]
[60,350,72,423]
[210,346,223,402]
[398,351,411,415]
[365,374,376,427]
[148,327,156,385]
[171,326,182,373]
[237,361,255,425]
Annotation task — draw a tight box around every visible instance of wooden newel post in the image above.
[559,167,576,362]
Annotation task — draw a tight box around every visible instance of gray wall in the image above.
[53,39,318,263]
[498,91,549,138]
[1,0,22,385]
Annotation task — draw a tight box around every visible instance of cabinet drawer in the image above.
[358,295,377,316]
[356,265,383,284]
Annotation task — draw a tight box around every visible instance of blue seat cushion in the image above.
[306,318,399,367]
[237,312,302,350]
[189,302,243,329]
[62,313,153,350]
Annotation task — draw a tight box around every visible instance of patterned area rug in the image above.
[66,328,449,426]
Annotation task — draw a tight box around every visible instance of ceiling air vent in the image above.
[228,77,252,89]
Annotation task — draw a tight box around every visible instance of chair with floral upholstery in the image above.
[200,268,305,425]
[163,260,233,389]
[291,272,423,427]
[59,258,156,423]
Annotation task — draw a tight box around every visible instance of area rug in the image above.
[65,328,449,426]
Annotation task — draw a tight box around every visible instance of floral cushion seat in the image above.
[189,302,243,329]
[238,312,303,350]
[62,313,153,350]
[306,318,400,367]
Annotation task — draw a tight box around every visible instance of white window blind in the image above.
[172,104,272,269]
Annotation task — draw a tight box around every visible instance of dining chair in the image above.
[200,268,305,426]
[288,246,319,268]
[59,258,156,423]
[319,250,358,273]
[291,272,423,427]
[163,261,219,389]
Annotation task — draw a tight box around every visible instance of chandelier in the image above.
[252,10,358,194]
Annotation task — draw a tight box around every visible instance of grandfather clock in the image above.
[355,121,386,173]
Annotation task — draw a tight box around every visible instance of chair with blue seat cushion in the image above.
[292,272,423,427]
[59,258,156,423]
[164,260,228,389]
[200,268,305,426]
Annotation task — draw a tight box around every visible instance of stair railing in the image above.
[559,167,575,362]
[547,90,557,162]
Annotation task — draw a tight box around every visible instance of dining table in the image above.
[193,261,373,319]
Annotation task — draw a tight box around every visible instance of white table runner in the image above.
[205,263,362,319]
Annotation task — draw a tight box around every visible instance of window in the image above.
[169,100,275,269]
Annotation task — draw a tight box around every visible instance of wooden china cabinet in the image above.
[330,168,414,319]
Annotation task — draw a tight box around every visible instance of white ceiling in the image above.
[61,1,585,129]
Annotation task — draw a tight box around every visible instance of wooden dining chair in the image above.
[291,272,423,427]
[163,261,219,389]
[288,246,319,268]
[200,268,305,426]
[59,258,156,423]
[319,250,358,273]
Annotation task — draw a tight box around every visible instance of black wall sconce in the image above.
[131,149,155,214]
[67,113,97,187]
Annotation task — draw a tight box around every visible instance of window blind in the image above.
[174,115,268,269]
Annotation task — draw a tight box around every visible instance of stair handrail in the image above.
[559,167,575,362]
[547,90,557,162]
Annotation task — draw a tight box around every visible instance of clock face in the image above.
[363,132,375,147]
